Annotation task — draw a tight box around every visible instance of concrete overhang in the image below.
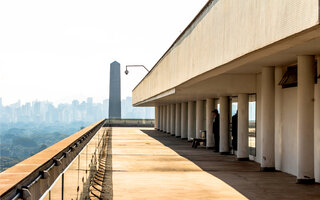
[134,26,320,107]
[134,73,256,106]
[132,0,320,107]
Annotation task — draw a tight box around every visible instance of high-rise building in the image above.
[87,97,93,105]
[109,61,121,119]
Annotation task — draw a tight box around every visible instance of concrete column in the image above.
[219,96,229,153]
[175,103,181,137]
[163,105,166,133]
[170,104,175,135]
[261,67,275,171]
[196,100,204,138]
[206,98,214,148]
[158,106,162,131]
[237,94,249,160]
[155,106,159,130]
[315,56,320,183]
[181,102,188,139]
[166,105,170,134]
[275,67,283,170]
[188,101,195,141]
[297,56,315,183]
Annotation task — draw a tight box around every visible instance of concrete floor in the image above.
[102,127,320,200]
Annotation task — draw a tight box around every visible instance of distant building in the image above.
[109,61,121,119]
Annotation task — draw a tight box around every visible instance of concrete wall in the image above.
[256,74,299,176]
[281,88,298,176]
[133,0,319,105]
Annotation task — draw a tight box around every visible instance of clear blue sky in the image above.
[0,0,207,106]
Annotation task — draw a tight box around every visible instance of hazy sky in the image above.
[0,0,207,106]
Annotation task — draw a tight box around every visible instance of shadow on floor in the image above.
[140,129,320,200]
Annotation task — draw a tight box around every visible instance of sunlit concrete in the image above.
[130,0,320,185]
[103,127,247,200]
[102,128,320,200]
[132,1,320,105]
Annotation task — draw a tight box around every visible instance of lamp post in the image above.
[125,65,149,75]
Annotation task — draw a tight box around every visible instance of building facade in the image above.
[132,0,320,183]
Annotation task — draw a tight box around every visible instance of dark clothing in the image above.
[213,114,220,151]
[232,113,238,150]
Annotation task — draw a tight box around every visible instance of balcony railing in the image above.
[104,118,154,127]
[0,119,106,200]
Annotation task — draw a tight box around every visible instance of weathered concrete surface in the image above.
[132,1,320,105]
[102,127,246,199]
[102,127,320,200]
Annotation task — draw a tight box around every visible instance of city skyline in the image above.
[0,96,154,124]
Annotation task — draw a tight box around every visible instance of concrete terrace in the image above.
[101,127,320,200]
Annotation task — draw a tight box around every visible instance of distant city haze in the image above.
[0,0,207,106]
[0,97,154,124]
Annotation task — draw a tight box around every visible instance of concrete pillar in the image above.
[275,67,283,170]
[297,56,314,183]
[188,101,195,141]
[163,105,166,132]
[155,106,159,130]
[160,106,163,131]
[170,104,175,135]
[261,67,275,171]
[175,103,181,137]
[219,96,229,153]
[196,100,204,138]
[315,56,320,183]
[181,102,188,139]
[206,98,214,148]
[159,106,162,131]
[237,94,249,160]
[166,105,170,134]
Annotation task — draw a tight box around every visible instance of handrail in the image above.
[0,119,106,200]
[104,118,154,127]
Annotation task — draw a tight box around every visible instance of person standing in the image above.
[212,109,220,152]
[232,111,238,151]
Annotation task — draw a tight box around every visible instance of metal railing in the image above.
[0,119,106,200]
[104,118,154,127]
